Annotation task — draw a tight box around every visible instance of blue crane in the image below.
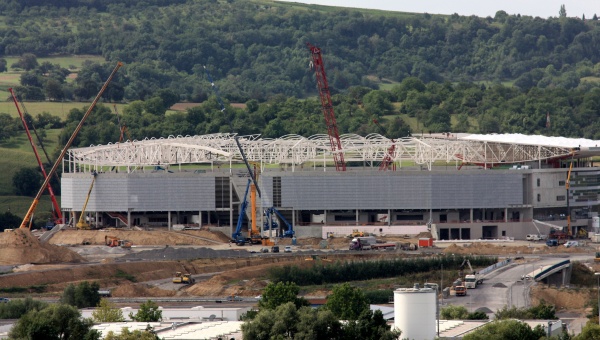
[232,179,252,244]
[264,207,295,238]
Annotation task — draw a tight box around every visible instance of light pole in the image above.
[595,272,600,324]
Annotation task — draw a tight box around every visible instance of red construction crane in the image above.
[19,61,123,229]
[307,43,346,171]
[9,88,63,224]
[112,104,133,145]
[373,119,396,171]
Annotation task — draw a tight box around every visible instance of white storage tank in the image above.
[394,284,436,340]
[592,216,600,232]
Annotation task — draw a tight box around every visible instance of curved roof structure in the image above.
[65,132,600,171]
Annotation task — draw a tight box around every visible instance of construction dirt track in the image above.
[0,228,595,307]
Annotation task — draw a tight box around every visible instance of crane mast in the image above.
[373,119,396,171]
[9,88,63,223]
[19,61,123,229]
[307,43,346,171]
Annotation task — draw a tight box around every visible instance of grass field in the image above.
[0,102,127,120]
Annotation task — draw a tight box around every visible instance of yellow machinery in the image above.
[351,229,365,237]
[595,252,600,262]
[173,272,195,284]
[249,162,263,244]
[76,172,98,229]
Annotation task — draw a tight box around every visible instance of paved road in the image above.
[444,254,593,316]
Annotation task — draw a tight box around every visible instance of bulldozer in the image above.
[172,272,183,283]
[351,229,365,237]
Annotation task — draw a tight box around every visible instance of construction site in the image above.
[2,51,600,338]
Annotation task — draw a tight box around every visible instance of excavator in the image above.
[76,172,98,229]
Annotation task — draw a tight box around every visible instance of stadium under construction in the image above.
[60,132,600,240]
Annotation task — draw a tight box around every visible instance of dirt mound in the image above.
[416,232,433,238]
[442,241,590,255]
[0,229,84,265]
[111,282,178,298]
[531,286,590,311]
[49,229,228,246]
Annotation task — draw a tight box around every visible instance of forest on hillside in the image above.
[0,0,599,144]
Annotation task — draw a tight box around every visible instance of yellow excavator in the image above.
[76,172,98,229]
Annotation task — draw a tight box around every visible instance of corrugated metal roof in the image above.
[460,133,600,149]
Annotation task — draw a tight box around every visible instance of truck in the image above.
[455,285,467,296]
[349,236,377,250]
[460,259,483,289]
[371,242,397,250]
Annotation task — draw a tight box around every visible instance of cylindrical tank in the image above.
[394,286,436,340]
[593,216,599,231]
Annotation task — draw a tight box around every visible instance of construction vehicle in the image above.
[173,272,195,284]
[19,62,122,229]
[118,239,132,249]
[105,236,118,247]
[232,179,251,245]
[263,207,295,238]
[349,236,377,250]
[373,119,396,171]
[595,252,600,262]
[76,172,98,229]
[460,258,483,289]
[455,285,467,296]
[533,219,570,244]
[9,88,63,226]
[307,43,345,171]
[351,229,365,237]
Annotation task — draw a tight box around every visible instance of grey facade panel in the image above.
[62,173,216,212]
[274,172,522,210]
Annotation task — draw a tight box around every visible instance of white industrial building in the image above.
[59,132,600,240]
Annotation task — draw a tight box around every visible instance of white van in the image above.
[526,234,541,241]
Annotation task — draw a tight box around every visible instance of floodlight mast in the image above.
[19,61,123,229]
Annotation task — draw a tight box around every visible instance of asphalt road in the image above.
[444,254,593,316]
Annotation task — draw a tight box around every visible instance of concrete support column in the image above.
[199,211,203,228]
[324,210,327,224]
[127,209,131,228]
[355,209,359,225]
[167,211,171,231]
[388,209,391,226]
[73,211,78,227]
[95,212,99,228]
[470,209,473,223]
[504,208,508,222]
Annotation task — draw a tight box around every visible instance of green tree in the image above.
[0,58,6,72]
[44,78,64,101]
[60,281,101,308]
[104,327,159,340]
[129,300,162,322]
[12,53,38,71]
[441,305,469,320]
[13,167,42,196]
[325,283,369,320]
[463,319,546,340]
[258,281,308,310]
[362,90,393,116]
[9,304,100,340]
[576,322,600,339]
[0,297,48,319]
[92,299,125,323]
[559,4,567,18]
[343,309,401,340]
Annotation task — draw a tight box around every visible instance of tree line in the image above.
[0,1,600,103]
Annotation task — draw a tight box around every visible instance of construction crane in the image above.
[565,155,575,238]
[232,179,251,245]
[203,66,261,196]
[9,88,63,225]
[373,119,396,171]
[19,62,122,229]
[112,104,133,144]
[307,43,346,171]
[264,207,295,238]
[76,171,98,229]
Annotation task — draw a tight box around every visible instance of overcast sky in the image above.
[278,0,598,19]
